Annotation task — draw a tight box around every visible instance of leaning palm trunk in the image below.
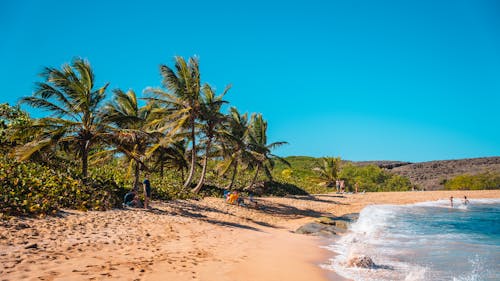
[133,161,141,190]
[246,164,261,189]
[183,121,197,188]
[192,139,212,193]
[226,160,238,189]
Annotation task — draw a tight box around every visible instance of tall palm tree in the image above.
[19,58,109,179]
[192,83,230,193]
[217,107,254,189]
[145,56,201,188]
[247,113,289,188]
[101,89,153,189]
[311,157,342,187]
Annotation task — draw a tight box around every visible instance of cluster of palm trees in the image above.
[18,56,288,193]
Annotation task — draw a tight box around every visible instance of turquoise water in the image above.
[324,199,500,281]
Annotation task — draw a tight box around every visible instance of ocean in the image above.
[323,198,500,281]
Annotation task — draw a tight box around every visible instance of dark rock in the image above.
[347,255,375,268]
[295,222,340,237]
[15,223,31,230]
[340,213,359,222]
[24,243,38,249]
[315,216,336,225]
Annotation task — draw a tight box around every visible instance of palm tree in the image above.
[150,139,189,183]
[19,58,109,179]
[217,107,254,189]
[192,84,230,193]
[101,89,152,189]
[247,113,289,188]
[145,56,201,188]
[311,157,342,187]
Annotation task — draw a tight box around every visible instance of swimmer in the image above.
[463,195,469,205]
[450,196,454,208]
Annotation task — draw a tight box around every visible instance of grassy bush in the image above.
[444,171,500,190]
[339,163,412,192]
[0,157,127,217]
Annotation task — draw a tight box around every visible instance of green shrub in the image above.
[444,171,500,190]
[339,163,411,192]
[0,157,127,217]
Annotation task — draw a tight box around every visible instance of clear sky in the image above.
[1,0,499,162]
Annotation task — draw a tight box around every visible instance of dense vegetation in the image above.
[1,55,419,217]
[272,156,413,193]
[444,171,500,190]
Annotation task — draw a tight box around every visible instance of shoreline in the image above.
[1,190,499,281]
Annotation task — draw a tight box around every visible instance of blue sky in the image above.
[1,0,499,162]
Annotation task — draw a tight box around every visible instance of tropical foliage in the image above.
[444,171,500,190]
[273,157,413,193]
[310,157,342,187]
[0,156,125,217]
[18,58,109,179]
[1,55,420,218]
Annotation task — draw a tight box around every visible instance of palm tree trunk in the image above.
[180,168,185,184]
[133,161,140,190]
[226,160,238,189]
[192,139,211,193]
[183,121,196,188]
[247,164,261,189]
[82,142,89,180]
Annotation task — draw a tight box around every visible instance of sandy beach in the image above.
[1,189,499,281]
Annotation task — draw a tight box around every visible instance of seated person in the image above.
[123,189,141,207]
[223,189,231,201]
[227,191,239,204]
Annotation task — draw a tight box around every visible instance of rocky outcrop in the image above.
[295,222,341,237]
[346,255,375,268]
[391,157,500,190]
[295,214,359,237]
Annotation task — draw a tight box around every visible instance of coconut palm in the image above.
[19,58,109,179]
[192,83,230,193]
[150,139,189,183]
[145,56,201,188]
[247,113,289,188]
[217,107,254,189]
[311,157,342,187]
[101,89,153,189]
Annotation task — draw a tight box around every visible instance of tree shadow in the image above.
[281,194,348,205]
[147,201,264,232]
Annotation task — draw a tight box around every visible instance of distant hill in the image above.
[389,157,500,190]
[279,156,500,191]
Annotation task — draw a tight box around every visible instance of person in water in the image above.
[450,196,454,207]
[463,195,469,205]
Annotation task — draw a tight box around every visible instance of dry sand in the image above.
[1,189,499,281]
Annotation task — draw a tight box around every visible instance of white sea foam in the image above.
[324,204,429,281]
[452,255,487,281]
[323,200,500,281]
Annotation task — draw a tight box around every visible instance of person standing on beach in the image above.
[335,180,340,193]
[355,182,359,193]
[340,180,345,193]
[450,196,454,208]
[143,173,151,209]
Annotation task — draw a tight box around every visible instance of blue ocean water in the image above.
[324,199,500,281]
